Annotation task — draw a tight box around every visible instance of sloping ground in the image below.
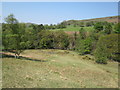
[50,26,94,35]
[0,57,1,89]
[2,49,118,88]
[79,16,118,23]
[67,16,118,24]
[64,31,79,35]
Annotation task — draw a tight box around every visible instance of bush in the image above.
[114,23,120,34]
[38,30,70,50]
[94,34,119,64]
[96,57,107,64]
[94,43,108,64]
[104,23,112,34]
[76,37,93,55]
[94,22,104,33]
[53,30,69,49]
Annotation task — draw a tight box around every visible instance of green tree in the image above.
[39,30,54,49]
[79,22,84,27]
[53,31,69,49]
[57,23,66,29]
[26,24,43,49]
[75,28,94,55]
[94,22,104,33]
[76,37,93,55]
[79,28,86,39]
[37,24,45,30]
[94,34,119,64]
[85,22,93,27]
[104,23,112,34]
[3,14,28,58]
[94,38,108,64]
[114,23,120,34]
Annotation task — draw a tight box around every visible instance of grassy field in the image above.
[2,49,118,88]
[50,25,94,32]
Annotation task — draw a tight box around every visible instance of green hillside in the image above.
[2,49,118,88]
[50,25,94,32]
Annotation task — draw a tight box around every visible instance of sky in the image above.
[2,2,118,24]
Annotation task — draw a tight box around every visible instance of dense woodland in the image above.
[2,14,120,64]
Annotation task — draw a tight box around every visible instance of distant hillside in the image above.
[78,16,118,23]
[62,16,118,26]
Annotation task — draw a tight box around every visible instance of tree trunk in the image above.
[14,53,17,58]
[15,52,20,59]
[17,53,20,59]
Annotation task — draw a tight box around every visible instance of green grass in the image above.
[0,58,1,89]
[50,25,94,32]
[2,49,118,88]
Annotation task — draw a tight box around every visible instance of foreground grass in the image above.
[2,49,118,88]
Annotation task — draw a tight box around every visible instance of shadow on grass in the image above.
[1,53,48,62]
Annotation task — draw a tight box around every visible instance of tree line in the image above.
[2,14,120,64]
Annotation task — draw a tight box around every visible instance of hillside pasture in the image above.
[2,49,118,88]
[50,25,94,31]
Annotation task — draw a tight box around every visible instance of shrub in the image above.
[104,23,112,34]
[53,30,69,49]
[39,30,70,50]
[94,34,119,64]
[76,37,93,55]
[114,23,120,34]
[94,22,104,33]
[94,43,108,64]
